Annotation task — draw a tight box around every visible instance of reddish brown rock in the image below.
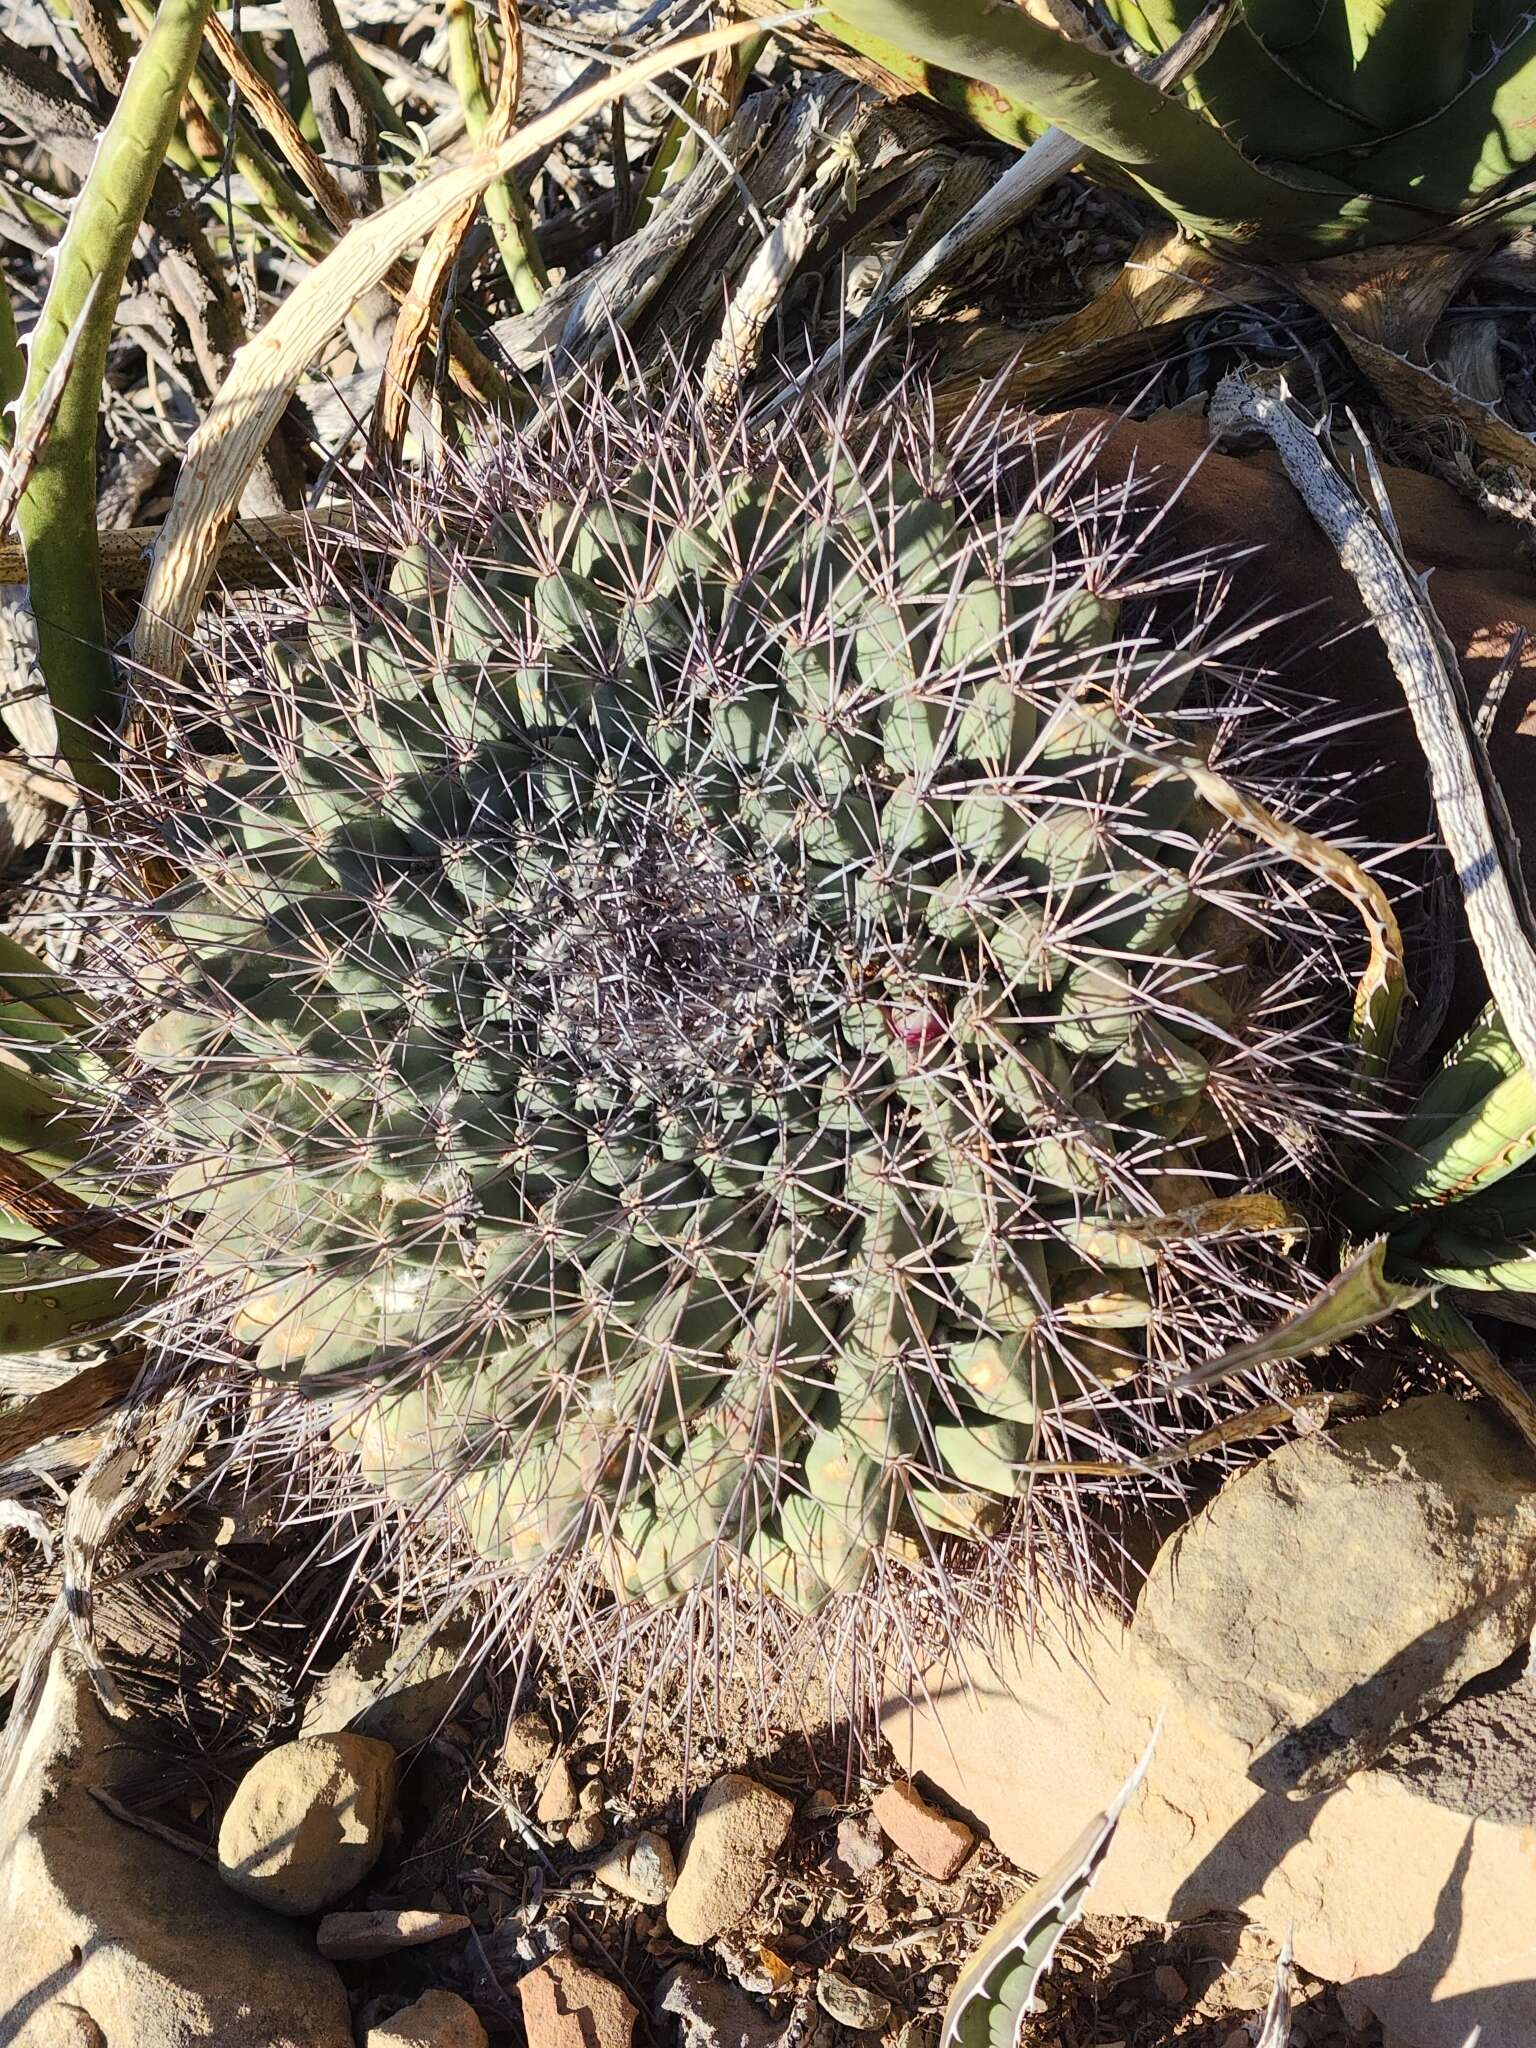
[871,1780,974,1881]
[517,1953,637,2048]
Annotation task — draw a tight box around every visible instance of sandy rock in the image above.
[0,1645,351,2047]
[303,1617,478,1752]
[871,1780,973,1881]
[218,1733,397,1915]
[502,1710,556,1777]
[666,1774,795,1946]
[567,1813,605,1854]
[816,1971,891,2030]
[366,1988,488,2048]
[1138,1397,1536,1791]
[595,1831,676,1905]
[536,1754,580,1826]
[518,1952,637,2048]
[881,1583,1532,2048]
[316,1908,470,1960]
[833,1814,884,1877]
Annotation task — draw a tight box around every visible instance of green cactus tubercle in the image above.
[120,419,1349,1617]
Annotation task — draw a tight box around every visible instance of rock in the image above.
[579,1777,605,1814]
[595,1830,676,1905]
[536,1754,580,1826]
[502,1710,556,1777]
[0,1644,351,2047]
[1137,1397,1536,1792]
[303,1617,478,1752]
[661,1965,827,2048]
[870,1781,974,1881]
[833,1814,884,1877]
[816,1970,892,2030]
[218,1733,397,1915]
[316,1908,471,1960]
[1154,1965,1188,2003]
[881,1584,1533,2048]
[666,1774,795,1946]
[365,1988,488,2048]
[567,1813,605,1854]
[518,1953,637,2048]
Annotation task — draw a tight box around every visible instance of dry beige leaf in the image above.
[132,12,778,694]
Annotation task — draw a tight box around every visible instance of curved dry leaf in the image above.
[130,12,787,693]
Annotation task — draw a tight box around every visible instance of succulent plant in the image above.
[801,0,1536,258]
[78,388,1366,1631]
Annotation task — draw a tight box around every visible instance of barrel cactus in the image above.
[106,392,1363,1630]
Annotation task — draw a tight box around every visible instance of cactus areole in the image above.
[116,395,1358,1625]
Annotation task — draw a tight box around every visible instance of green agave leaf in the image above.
[1105,2,1383,157]
[17,0,215,792]
[0,1258,152,1351]
[1171,1240,1425,1393]
[1325,9,1536,207]
[1354,1011,1536,1220]
[941,1733,1157,2048]
[818,0,1413,245]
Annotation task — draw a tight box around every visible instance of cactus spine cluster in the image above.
[111,392,1359,1626]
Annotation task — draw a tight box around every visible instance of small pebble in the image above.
[834,1814,885,1877]
[594,1830,677,1906]
[568,1812,606,1853]
[579,1778,606,1816]
[816,1970,892,2031]
[1155,1965,1189,2004]
[537,1754,581,1826]
[802,1788,838,1821]
[502,1710,556,1777]
[870,1781,974,1882]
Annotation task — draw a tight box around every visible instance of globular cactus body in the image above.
[107,391,1359,1634]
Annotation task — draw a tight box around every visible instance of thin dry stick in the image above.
[199,11,509,406]
[1209,371,1536,1075]
[371,0,526,461]
[131,12,785,694]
